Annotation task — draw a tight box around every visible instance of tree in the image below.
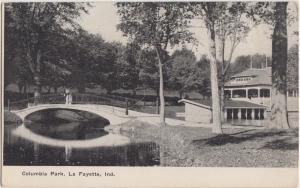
[215,3,251,122]
[117,2,194,126]
[6,2,89,99]
[99,42,122,94]
[4,6,20,88]
[247,2,293,129]
[228,53,271,79]
[138,49,161,98]
[167,48,198,98]
[191,2,226,133]
[116,42,141,96]
[270,2,290,129]
[196,55,211,99]
[64,29,108,93]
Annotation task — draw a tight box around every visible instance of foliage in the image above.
[215,2,251,76]
[167,48,197,97]
[167,49,211,98]
[117,2,194,51]
[5,2,90,96]
[196,56,211,98]
[116,42,141,94]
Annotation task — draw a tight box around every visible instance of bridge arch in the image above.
[12,104,131,126]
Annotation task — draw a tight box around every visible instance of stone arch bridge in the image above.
[11,104,132,125]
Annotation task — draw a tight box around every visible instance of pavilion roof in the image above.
[225,67,271,87]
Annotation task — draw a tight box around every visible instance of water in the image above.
[4,109,160,166]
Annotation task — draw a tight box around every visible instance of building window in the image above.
[248,89,258,98]
[224,90,231,98]
[235,77,252,82]
[260,89,270,97]
[232,90,246,98]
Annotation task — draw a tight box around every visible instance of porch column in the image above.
[224,109,228,120]
[251,109,255,119]
[237,109,241,119]
[258,109,261,120]
[263,110,267,120]
[230,109,233,119]
[258,88,261,103]
[246,89,248,98]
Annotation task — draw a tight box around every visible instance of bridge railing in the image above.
[7,93,153,115]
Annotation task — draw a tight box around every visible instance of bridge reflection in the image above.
[4,123,160,166]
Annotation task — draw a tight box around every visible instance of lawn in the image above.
[116,120,299,167]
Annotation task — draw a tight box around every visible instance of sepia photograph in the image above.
[1,1,299,186]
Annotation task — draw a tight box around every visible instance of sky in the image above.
[78,2,299,61]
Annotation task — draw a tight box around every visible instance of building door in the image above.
[233,109,238,119]
[259,109,264,119]
[254,109,260,120]
[246,109,252,120]
[241,109,247,119]
[227,109,233,120]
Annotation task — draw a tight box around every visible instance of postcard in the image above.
[1,1,298,187]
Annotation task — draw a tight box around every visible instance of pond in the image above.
[4,109,160,166]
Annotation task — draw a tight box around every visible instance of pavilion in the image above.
[180,66,298,124]
[224,67,272,108]
[180,67,272,123]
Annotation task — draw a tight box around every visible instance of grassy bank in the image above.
[116,120,298,167]
[4,111,22,124]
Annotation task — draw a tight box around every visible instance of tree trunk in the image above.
[34,74,41,96]
[155,46,166,126]
[270,2,290,129]
[207,22,222,134]
[54,86,58,93]
[220,77,225,122]
[17,83,23,94]
[32,49,42,104]
[179,90,184,99]
[155,87,160,114]
[220,37,226,122]
[33,73,41,104]
[23,84,27,95]
[47,86,51,94]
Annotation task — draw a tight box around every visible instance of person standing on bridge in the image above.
[64,88,72,104]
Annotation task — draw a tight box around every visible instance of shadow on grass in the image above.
[260,138,299,150]
[192,130,297,150]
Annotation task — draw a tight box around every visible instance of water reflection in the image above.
[4,131,160,166]
[25,109,110,140]
[25,121,109,140]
